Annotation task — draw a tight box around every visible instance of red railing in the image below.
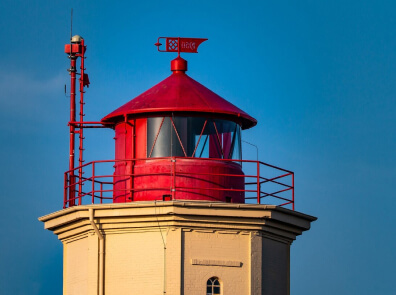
[64,157,294,210]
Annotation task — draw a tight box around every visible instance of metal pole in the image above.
[64,173,68,209]
[69,55,77,206]
[257,161,260,204]
[92,162,95,204]
[100,183,103,204]
[242,140,258,161]
[172,158,176,200]
[292,172,295,210]
[78,39,86,205]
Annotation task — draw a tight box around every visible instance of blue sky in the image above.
[0,0,395,294]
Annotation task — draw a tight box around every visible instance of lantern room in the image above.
[101,56,257,203]
[62,37,295,210]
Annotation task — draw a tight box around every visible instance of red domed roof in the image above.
[102,59,257,129]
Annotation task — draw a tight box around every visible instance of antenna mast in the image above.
[64,11,90,206]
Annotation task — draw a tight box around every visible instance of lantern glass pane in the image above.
[147,117,241,161]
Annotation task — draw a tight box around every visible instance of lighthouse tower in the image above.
[39,37,316,295]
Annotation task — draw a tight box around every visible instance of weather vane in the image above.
[155,37,208,55]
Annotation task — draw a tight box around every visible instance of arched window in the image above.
[206,277,221,295]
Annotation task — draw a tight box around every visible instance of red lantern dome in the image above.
[102,58,256,129]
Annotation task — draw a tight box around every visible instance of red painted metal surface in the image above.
[101,63,257,129]
[65,44,82,54]
[63,157,294,210]
[114,159,245,203]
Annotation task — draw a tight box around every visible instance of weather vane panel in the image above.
[155,37,208,53]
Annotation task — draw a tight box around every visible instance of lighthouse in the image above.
[39,36,316,295]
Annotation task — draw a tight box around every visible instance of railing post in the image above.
[92,162,95,204]
[172,157,176,200]
[100,183,103,204]
[69,174,75,207]
[64,173,68,209]
[292,172,295,210]
[78,167,82,206]
[129,159,133,202]
[257,161,260,204]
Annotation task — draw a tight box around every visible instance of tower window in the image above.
[206,277,221,295]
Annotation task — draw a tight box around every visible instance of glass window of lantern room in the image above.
[147,117,187,157]
[206,277,221,295]
[147,117,241,160]
[196,119,241,160]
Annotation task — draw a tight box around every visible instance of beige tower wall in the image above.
[63,232,99,295]
[262,237,290,295]
[64,236,89,294]
[39,201,316,295]
[165,228,183,294]
[183,230,250,294]
[104,230,165,294]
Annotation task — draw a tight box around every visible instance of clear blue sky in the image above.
[0,0,395,294]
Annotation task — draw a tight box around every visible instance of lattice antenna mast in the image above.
[64,16,90,206]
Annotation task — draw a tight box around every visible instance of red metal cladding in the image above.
[101,58,257,129]
[112,159,245,203]
[130,159,245,203]
[65,44,84,55]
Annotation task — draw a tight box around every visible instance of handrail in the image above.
[63,157,294,210]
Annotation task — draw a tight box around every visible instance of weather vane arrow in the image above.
[155,37,208,55]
